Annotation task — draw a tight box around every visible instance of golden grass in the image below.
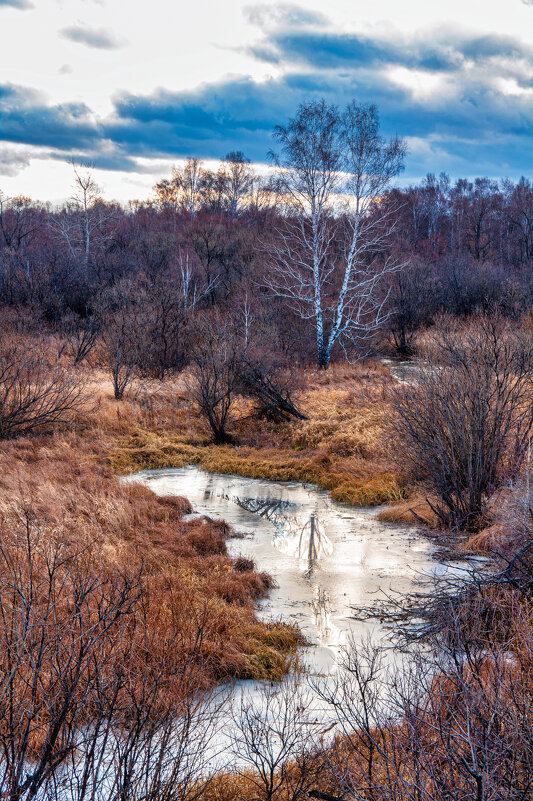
[0,381,303,686]
[376,496,437,526]
[106,361,408,508]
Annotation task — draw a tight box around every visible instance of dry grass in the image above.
[6,344,533,798]
[106,361,408,508]
[0,356,434,690]
[376,496,437,525]
[0,371,304,686]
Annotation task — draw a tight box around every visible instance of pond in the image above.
[126,466,469,677]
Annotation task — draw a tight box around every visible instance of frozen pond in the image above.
[127,466,468,677]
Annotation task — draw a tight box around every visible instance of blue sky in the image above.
[1,0,533,202]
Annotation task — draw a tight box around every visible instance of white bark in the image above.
[266,101,406,368]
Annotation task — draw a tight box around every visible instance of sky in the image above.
[1,0,533,203]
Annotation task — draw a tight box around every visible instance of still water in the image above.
[127,466,468,676]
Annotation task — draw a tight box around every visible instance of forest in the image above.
[1,100,533,800]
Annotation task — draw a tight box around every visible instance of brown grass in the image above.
[0,370,304,686]
[0,357,424,690]
[106,361,408,508]
[376,496,437,525]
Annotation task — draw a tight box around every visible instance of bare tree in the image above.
[218,152,254,217]
[98,282,142,400]
[0,192,38,250]
[154,158,206,217]
[71,163,100,271]
[187,315,245,444]
[238,359,307,422]
[52,163,113,274]
[392,316,533,529]
[313,643,400,801]
[334,103,406,361]
[63,307,101,365]
[134,257,217,380]
[266,100,405,368]
[0,339,87,438]
[231,681,320,801]
[385,260,434,356]
[266,99,341,369]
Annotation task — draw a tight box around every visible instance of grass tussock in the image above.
[107,361,408,508]
[376,496,437,525]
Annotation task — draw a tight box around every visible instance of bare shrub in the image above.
[392,316,533,529]
[238,359,307,422]
[316,626,533,801]
[0,506,222,801]
[231,681,321,801]
[0,339,87,438]
[98,282,143,400]
[187,315,245,444]
[62,307,101,364]
[0,508,141,800]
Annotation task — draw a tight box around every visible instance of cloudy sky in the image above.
[1,0,533,203]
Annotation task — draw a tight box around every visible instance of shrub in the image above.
[392,317,533,529]
[187,315,245,444]
[0,340,86,438]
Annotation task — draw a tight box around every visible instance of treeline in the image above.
[4,165,533,362]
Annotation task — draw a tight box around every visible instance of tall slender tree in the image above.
[266,100,406,368]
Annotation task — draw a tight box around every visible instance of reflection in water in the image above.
[312,587,332,642]
[232,495,333,566]
[124,466,474,759]
[231,495,295,524]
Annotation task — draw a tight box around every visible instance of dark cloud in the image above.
[106,78,290,162]
[0,84,141,174]
[0,84,101,150]
[248,26,533,74]
[60,24,123,50]
[2,11,533,182]
[0,0,33,8]
[104,61,533,178]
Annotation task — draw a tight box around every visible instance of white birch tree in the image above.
[218,151,254,217]
[52,162,114,274]
[266,100,406,368]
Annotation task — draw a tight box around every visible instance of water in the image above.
[126,466,469,677]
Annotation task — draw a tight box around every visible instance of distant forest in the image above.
[1,102,533,373]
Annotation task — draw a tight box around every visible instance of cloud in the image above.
[0,84,101,150]
[244,3,326,29]
[247,23,533,75]
[104,60,533,178]
[0,84,145,174]
[0,0,33,8]
[2,11,533,182]
[0,147,32,177]
[60,24,123,50]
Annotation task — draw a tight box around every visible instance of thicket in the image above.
[2,160,533,441]
[392,317,533,529]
